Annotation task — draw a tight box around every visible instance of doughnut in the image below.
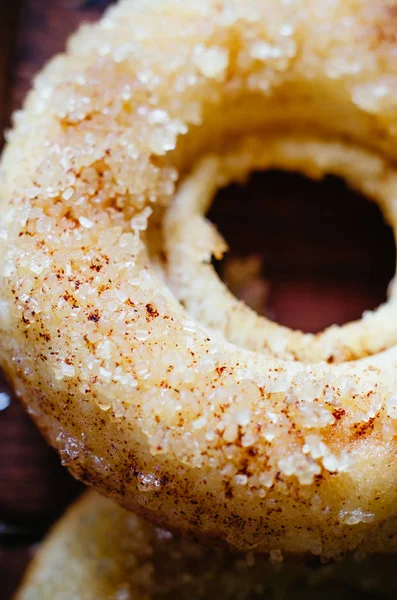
[15,492,397,600]
[3,0,397,557]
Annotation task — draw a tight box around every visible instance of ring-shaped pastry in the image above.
[2,0,397,557]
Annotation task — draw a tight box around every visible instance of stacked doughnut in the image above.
[15,491,397,599]
[3,0,397,565]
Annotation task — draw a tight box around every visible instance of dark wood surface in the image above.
[0,1,395,598]
[0,2,21,145]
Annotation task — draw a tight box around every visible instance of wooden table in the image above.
[0,1,395,597]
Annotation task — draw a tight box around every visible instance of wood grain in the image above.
[0,1,396,597]
[210,169,395,333]
[0,1,22,142]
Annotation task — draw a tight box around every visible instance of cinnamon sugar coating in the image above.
[2,0,397,556]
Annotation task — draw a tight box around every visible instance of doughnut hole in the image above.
[164,142,397,363]
[208,170,396,334]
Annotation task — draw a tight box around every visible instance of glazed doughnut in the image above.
[15,492,397,600]
[3,0,397,557]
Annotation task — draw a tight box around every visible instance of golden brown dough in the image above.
[15,492,397,600]
[3,0,397,557]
